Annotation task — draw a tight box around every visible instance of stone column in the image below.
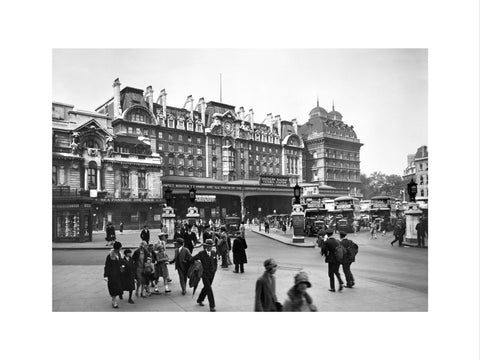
[97,168,101,191]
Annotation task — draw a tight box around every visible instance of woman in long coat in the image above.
[120,249,136,304]
[232,233,247,273]
[104,241,123,308]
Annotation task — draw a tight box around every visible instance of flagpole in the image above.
[220,73,222,103]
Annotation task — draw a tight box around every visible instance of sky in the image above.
[52,49,427,176]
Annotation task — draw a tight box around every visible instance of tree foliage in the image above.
[359,172,405,199]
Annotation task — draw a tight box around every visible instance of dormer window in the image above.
[187,121,193,131]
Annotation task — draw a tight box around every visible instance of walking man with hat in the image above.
[321,229,345,292]
[191,239,218,311]
[169,238,192,295]
[339,230,358,288]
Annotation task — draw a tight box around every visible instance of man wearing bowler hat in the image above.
[191,239,218,311]
[321,229,344,292]
[169,238,192,295]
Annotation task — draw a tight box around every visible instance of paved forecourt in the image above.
[53,227,427,312]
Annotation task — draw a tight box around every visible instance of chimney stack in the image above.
[249,109,254,128]
[145,85,154,113]
[198,97,206,126]
[292,118,298,134]
[112,78,122,119]
[274,115,281,132]
[157,89,167,117]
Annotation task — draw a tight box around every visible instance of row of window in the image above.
[120,170,146,189]
[159,132,203,144]
[158,143,204,155]
[161,117,203,133]
[161,157,203,167]
[314,149,359,161]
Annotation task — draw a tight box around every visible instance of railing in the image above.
[52,187,89,198]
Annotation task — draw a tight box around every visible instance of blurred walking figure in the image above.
[103,241,123,308]
[119,222,124,235]
[370,221,377,239]
[283,272,317,312]
[255,258,281,311]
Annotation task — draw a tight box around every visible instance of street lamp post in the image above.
[291,182,305,243]
[186,186,199,227]
[162,186,175,243]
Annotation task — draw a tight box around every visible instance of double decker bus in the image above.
[333,196,361,233]
[304,205,328,236]
[369,195,397,231]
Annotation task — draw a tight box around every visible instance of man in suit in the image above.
[339,231,358,288]
[169,238,192,295]
[140,224,150,245]
[321,229,344,292]
[184,225,197,254]
[191,239,218,312]
[255,258,279,311]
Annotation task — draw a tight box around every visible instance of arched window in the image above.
[420,189,424,197]
[419,175,424,185]
[87,164,97,189]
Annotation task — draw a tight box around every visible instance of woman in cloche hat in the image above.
[283,271,317,312]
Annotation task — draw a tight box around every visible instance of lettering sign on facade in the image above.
[258,175,290,187]
[371,202,389,208]
[196,195,217,202]
[336,204,353,209]
[307,200,322,208]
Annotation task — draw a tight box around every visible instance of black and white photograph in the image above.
[3,1,478,360]
[52,48,429,312]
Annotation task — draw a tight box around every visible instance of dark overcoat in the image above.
[120,256,135,291]
[232,236,248,265]
[104,251,123,296]
[322,237,340,264]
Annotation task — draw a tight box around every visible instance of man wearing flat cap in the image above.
[255,258,281,311]
[170,238,192,295]
[321,229,345,292]
[191,239,218,311]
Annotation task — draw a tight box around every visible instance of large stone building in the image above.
[298,100,363,195]
[52,78,361,241]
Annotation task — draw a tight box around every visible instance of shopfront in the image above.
[52,197,93,243]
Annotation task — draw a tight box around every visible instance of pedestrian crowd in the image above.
[104,215,425,311]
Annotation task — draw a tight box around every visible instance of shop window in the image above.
[56,212,80,238]
[121,170,129,188]
[53,165,58,185]
[138,171,146,189]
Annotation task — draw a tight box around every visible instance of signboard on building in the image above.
[196,195,217,202]
[258,175,290,187]
[336,204,353,209]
